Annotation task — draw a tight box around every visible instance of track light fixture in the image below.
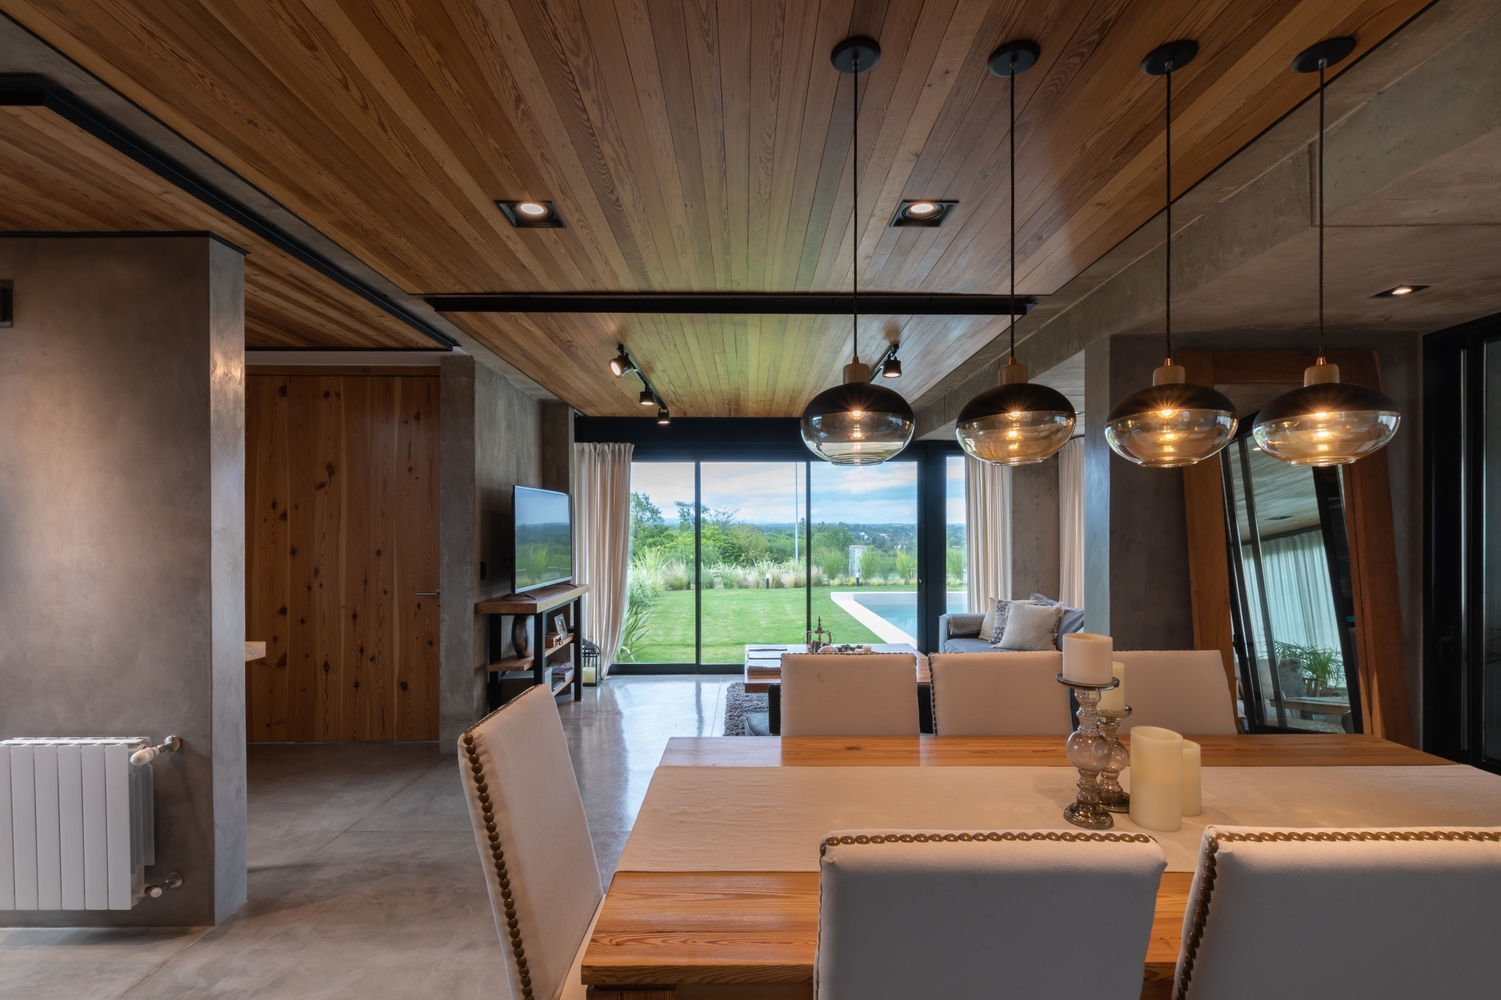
[873,341,903,379]
[1253,37,1400,467]
[656,406,671,425]
[608,346,633,378]
[639,389,656,408]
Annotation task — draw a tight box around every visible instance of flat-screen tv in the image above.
[512,486,572,594]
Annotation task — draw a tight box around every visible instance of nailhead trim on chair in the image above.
[819,830,1155,857]
[463,702,535,1000]
[1174,828,1501,1000]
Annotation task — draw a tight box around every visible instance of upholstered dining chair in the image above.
[459,685,602,1000]
[817,830,1166,1000]
[1111,650,1237,734]
[929,652,1071,735]
[1174,825,1501,1000]
[779,653,919,736]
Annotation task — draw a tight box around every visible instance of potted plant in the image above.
[1273,641,1342,697]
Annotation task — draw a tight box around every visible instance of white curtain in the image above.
[1241,529,1344,659]
[1057,438,1085,608]
[965,456,1011,613]
[574,442,634,673]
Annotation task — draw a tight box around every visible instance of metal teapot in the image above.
[805,616,832,653]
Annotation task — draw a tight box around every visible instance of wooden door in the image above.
[245,369,440,741]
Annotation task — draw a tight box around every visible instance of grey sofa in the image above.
[938,597,1086,653]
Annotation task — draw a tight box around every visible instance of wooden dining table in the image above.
[582,734,1458,1000]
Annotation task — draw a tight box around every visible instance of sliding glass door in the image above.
[699,462,808,664]
[620,452,951,668]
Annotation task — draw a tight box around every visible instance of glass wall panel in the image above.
[624,462,696,664]
[810,463,919,646]
[699,462,808,664]
[946,455,969,616]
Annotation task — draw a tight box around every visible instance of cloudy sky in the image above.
[630,458,966,525]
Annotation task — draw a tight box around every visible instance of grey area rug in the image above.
[721,682,770,736]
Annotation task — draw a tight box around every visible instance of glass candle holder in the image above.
[1055,674,1119,829]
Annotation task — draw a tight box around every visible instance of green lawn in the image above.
[624,585,903,664]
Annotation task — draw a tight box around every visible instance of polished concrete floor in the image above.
[0,675,733,999]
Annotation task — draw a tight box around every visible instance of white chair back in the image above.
[460,685,602,1000]
[1112,650,1237,734]
[817,830,1166,1000]
[1176,826,1501,1000]
[929,652,1070,735]
[780,653,919,736]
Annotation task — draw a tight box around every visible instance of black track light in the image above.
[609,346,632,378]
[639,389,656,408]
[882,358,902,378]
[657,406,670,425]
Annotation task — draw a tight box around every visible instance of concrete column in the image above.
[438,355,481,749]
[1083,334,1195,649]
[1009,457,1061,600]
[0,235,246,926]
[539,402,575,495]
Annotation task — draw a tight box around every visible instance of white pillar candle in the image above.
[1062,633,1113,685]
[1128,726,1183,832]
[1098,661,1127,713]
[1181,739,1202,817]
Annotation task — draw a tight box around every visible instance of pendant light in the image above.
[1104,41,1238,469]
[955,41,1076,466]
[1253,38,1400,466]
[801,37,915,466]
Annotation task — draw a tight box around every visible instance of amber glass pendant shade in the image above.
[1252,362,1400,466]
[801,361,915,466]
[1105,364,1237,468]
[956,361,1075,465]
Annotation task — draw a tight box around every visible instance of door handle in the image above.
[416,591,440,597]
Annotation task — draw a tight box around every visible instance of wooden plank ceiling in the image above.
[0,106,432,348]
[7,0,1426,415]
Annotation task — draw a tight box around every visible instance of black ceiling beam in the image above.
[426,292,1035,316]
[0,74,458,349]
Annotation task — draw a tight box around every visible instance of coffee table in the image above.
[742,642,925,693]
[743,643,931,734]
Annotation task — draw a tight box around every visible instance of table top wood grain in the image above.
[584,735,1451,998]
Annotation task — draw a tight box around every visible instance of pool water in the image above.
[849,591,968,637]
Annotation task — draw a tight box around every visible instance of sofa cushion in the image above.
[946,612,984,638]
[996,602,1065,651]
[941,636,994,654]
[1029,593,1085,637]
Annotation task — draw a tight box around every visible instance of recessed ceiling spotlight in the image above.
[1372,284,1428,298]
[639,389,656,408]
[890,199,958,227]
[496,200,565,228]
[608,346,633,378]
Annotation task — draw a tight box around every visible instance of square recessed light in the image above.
[1372,284,1428,298]
[889,199,958,228]
[497,200,566,229]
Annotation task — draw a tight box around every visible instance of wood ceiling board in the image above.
[4,0,1428,413]
[0,105,433,349]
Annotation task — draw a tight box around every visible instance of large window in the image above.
[946,454,968,611]
[620,453,956,667]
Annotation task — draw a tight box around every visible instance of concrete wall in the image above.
[1010,458,1061,601]
[438,356,546,748]
[0,235,246,926]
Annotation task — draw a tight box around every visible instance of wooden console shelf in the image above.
[477,582,589,708]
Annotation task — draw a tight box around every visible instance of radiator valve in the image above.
[130,735,181,767]
[143,872,184,899]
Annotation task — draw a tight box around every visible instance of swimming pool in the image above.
[831,591,968,644]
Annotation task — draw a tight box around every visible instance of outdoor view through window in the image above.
[624,460,967,665]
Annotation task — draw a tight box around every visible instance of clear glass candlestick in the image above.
[1097,706,1132,813]
[1056,675,1119,829]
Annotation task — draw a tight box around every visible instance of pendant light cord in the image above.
[851,53,860,364]
[1009,54,1017,361]
[1164,61,1173,364]
[1318,60,1326,360]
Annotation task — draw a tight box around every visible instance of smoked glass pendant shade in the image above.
[801,362,915,465]
[1104,365,1237,468]
[1252,362,1400,466]
[956,361,1075,465]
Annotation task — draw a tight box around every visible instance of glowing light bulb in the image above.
[908,201,938,216]
[517,201,548,217]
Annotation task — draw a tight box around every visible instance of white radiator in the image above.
[1,738,155,910]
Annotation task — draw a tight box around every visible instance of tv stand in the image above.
[477,582,589,707]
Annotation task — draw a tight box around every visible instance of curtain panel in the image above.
[1058,438,1085,608]
[574,442,634,673]
[965,456,1011,613]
